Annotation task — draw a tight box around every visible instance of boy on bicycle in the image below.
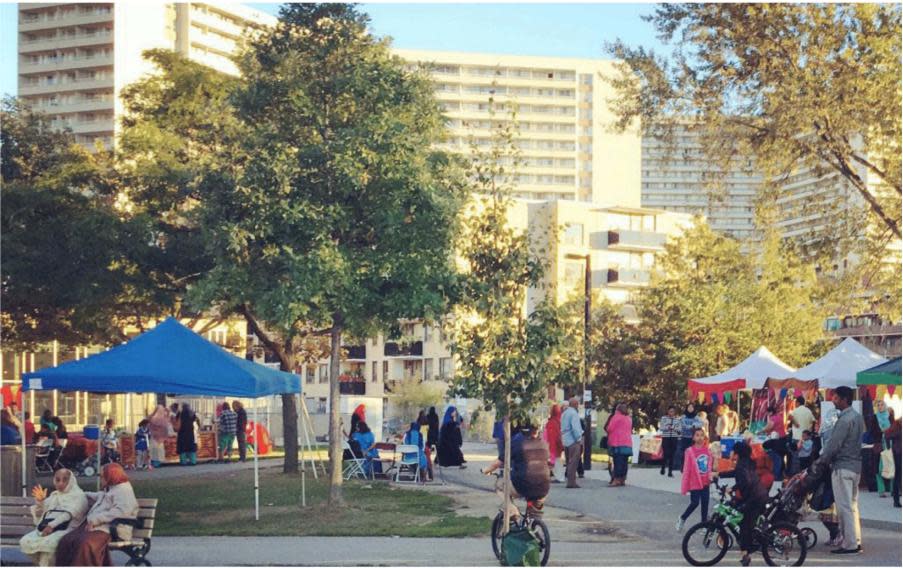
[492,423,551,519]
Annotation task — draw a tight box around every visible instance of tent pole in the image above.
[21,401,27,497]
[299,397,318,479]
[253,402,259,521]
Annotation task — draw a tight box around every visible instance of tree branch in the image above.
[238,303,290,367]
[849,153,902,196]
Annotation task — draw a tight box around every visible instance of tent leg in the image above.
[21,403,27,497]
[253,402,259,521]
[299,398,318,479]
[97,422,102,491]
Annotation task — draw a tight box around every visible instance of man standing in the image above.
[789,395,815,474]
[714,404,739,441]
[561,397,584,489]
[659,406,681,477]
[217,402,238,463]
[232,400,248,463]
[816,386,864,554]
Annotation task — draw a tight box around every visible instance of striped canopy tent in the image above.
[688,346,796,404]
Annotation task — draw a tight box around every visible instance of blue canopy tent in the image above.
[20,317,301,520]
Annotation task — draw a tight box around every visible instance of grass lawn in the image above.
[127,468,490,538]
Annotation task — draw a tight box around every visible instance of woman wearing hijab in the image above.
[56,464,139,566]
[676,403,700,473]
[437,406,466,468]
[20,468,89,566]
[403,421,431,481]
[871,399,895,497]
[147,405,171,468]
[176,403,200,466]
[347,404,366,441]
[426,407,440,451]
[543,403,564,482]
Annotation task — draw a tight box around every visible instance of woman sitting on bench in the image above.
[19,468,89,566]
[56,463,139,566]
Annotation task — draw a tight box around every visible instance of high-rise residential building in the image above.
[16,2,275,148]
[395,49,642,206]
[640,125,761,241]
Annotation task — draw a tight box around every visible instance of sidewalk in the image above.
[582,465,903,530]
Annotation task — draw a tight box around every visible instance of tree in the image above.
[589,221,826,422]
[606,4,901,240]
[190,4,464,501]
[0,97,190,349]
[447,102,565,532]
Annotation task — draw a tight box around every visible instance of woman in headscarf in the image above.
[147,405,172,468]
[56,464,139,566]
[19,468,89,566]
[543,403,563,482]
[871,399,895,497]
[347,404,366,441]
[426,407,440,451]
[403,421,431,481]
[176,403,200,466]
[436,406,465,468]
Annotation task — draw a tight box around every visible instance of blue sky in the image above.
[0,2,664,97]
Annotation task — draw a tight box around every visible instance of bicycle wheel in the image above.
[682,521,730,566]
[529,518,551,567]
[490,512,504,561]
[761,522,807,567]
[800,527,817,549]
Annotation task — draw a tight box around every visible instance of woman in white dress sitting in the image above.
[19,468,89,566]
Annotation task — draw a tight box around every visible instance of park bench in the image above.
[0,495,158,566]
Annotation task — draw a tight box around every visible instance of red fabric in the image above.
[688,378,745,398]
[544,405,563,456]
[769,413,787,438]
[681,444,714,494]
[606,411,633,447]
[353,404,366,422]
[24,420,35,443]
[102,463,130,486]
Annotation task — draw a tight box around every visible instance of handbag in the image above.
[599,436,608,450]
[880,448,895,480]
[36,509,72,533]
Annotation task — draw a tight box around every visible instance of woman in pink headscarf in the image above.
[147,405,172,468]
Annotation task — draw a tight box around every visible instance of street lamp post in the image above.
[566,252,593,470]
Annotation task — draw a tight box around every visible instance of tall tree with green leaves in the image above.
[190,4,464,501]
[448,102,565,531]
[606,3,901,238]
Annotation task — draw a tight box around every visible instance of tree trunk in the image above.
[327,315,344,506]
[281,353,299,474]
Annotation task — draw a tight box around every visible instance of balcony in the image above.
[604,229,667,251]
[18,77,114,96]
[19,11,113,32]
[344,345,366,360]
[384,341,423,357]
[606,268,651,287]
[19,54,114,74]
[339,382,366,395]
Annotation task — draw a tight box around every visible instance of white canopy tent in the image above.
[688,346,797,393]
[791,337,887,389]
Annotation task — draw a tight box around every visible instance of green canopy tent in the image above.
[856,357,902,386]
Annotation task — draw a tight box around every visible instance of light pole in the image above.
[565,253,593,470]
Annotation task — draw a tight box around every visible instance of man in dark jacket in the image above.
[233,400,248,463]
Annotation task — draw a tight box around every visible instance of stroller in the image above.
[765,469,819,549]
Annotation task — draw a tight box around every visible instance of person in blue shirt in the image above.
[403,421,431,481]
[352,421,382,476]
[1,408,22,446]
[676,404,701,472]
[134,419,151,470]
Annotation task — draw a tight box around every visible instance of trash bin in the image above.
[1,445,35,496]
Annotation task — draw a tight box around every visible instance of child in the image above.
[676,427,714,531]
[135,419,151,470]
[101,418,119,464]
[797,430,814,472]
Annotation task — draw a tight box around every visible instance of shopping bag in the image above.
[880,448,895,480]
[501,526,541,566]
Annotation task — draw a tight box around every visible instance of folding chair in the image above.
[342,440,371,480]
[34,441,55,474]
[394,444,420,484]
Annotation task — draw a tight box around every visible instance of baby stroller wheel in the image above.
[800,527,816,549]
[82,464,96,477]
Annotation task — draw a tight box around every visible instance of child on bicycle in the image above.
[488,423,550,520]
[676,427,715,531]
[732,441,768,567]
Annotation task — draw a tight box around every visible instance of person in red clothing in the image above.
[24,411,36,444]
[676,427,715,531]
[543,403,563,482]
[605,403,634,487]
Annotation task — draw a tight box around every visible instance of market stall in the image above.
[20,317,300,520]
[688,346,796,402]
[790,337,886,390]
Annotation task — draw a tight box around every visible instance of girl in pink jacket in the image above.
[676,427,714,531]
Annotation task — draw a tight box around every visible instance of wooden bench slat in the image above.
[1,506,32,515]
[0,526,33,537]
[137,499,157,507]
[0,519,35,528]
[0,497,34,506]
[137,509,155,518]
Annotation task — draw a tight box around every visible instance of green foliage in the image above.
[588,221,826,423]
[605,4,902,318]
[448,102,565,422]
[390,379,446,423]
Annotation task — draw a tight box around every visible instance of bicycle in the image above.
[681,482,807,567]
[487,470,551,566]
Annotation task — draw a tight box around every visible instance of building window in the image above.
[317,398,327,414]
[424,358,434,381]
[439,357,453,379]
[563,223,583,246]
[318,364,328,384]
[382,361,389,381]
[372,361,378,383]
[306,365,315,384]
